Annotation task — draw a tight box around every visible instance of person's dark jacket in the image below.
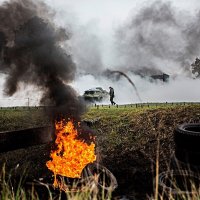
[109,87,114,97]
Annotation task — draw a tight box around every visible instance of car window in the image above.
[85,91,94,95]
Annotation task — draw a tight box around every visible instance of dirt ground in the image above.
[0,105,200,199]
[84,105,200,199]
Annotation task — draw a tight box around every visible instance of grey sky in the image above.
[0,0,199,35]
[41,0,200,68]
[44,0,200,31]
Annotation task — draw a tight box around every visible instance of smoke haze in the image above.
[114,1,200,76]
[0,0,85,119]
[69,1,200,103]
[0,0,200,106]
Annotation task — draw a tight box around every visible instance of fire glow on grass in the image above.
[46,119,96,187]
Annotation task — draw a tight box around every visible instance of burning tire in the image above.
[52,173,96,193]
[85,163,118,192]
[174,123,200,165]
[31,163,118,199]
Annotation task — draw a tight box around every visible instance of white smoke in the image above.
[0,74,42,107]
[71,73,200,104]
[0,0,200,106]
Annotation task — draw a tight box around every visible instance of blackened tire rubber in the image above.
[0,126,53,153]
[174,123,200,165]
[175,146,200,165]
[171,153,200,171]
[158,170,200,199]
[174,123,200,151]
[85,163,118,191]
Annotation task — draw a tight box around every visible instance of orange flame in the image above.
[46,119,96,187]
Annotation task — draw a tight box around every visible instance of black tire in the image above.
[175,146,200,166]
[171,153,200,171]
[174,123,200,151]
[85,163,118,191]
[0,126,53,152]
[158,170,200,199]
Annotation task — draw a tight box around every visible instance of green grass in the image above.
[83,104,200,151]
[0,108,51,131]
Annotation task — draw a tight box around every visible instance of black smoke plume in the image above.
[0,0,85,120]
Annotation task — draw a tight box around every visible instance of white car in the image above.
[83,87,109,102]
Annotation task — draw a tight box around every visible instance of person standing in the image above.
[109,86,116,105]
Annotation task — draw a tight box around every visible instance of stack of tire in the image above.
[158,123,200,199]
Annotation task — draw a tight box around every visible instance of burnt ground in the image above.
[0,105,200,199]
